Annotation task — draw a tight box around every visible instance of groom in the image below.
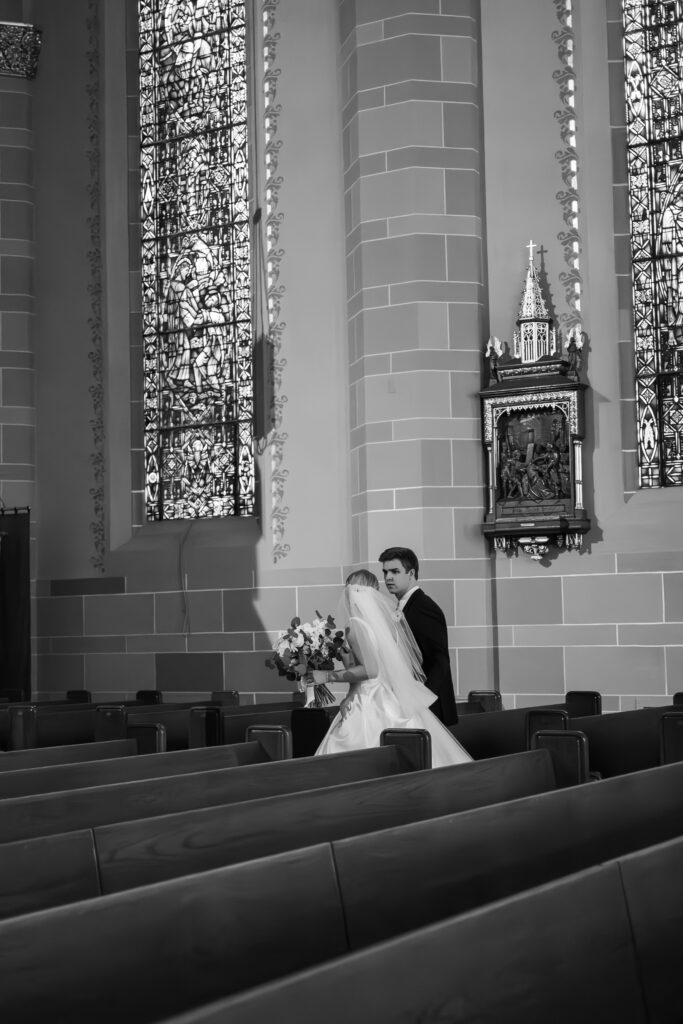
[378,546,458,726]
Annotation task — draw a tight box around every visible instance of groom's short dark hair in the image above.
[378,547,419,579]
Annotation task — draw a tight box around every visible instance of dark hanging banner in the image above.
[0,508,30,701]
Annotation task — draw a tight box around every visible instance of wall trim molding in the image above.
[262,0,290,563]
[86,0,106,572]
[552,0,583,339]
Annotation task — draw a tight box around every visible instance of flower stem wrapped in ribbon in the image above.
[266,612,348,707]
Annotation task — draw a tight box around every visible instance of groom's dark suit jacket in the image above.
[402,588,458,726]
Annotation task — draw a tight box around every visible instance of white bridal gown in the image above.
[315,616,473,769]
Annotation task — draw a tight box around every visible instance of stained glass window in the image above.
[138,0,255,519]
[623,0,683,487]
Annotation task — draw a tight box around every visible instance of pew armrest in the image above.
[380,728,432,771]
[245,725,293,761]
[531,729,590,787]
[128,723,167,755]
[94,705,128,743]
[467,690,503,712]
[8,705,37,750]
[188,707,221,747]
[659,711,683,765]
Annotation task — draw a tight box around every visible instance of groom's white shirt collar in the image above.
[397,585,421,612]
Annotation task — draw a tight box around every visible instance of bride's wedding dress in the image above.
[316,585,472,769]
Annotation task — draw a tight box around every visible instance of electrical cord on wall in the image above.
[178,521,195,635]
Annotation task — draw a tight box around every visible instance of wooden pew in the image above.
[449,702,567,758]
[210,704,335,755]
[93,748,556,894]
[4,737,683,927]
[0,736,431,845]
[0,845,352,1024]
[6,701,222,752]
[5,702,109,750]
[155,862,650,1024]
[329,755,683,948]
[95,703,221,751]
[0,726,292,800]
[566,705,680,776]
[451,701,682,776]
[0,701,94,749]
[160,832,683,1024]
[0,738,138,773]
[0,844,651,1024]
[96,700,307,751]
[0,739,427,919]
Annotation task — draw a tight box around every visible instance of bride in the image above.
[313,570,472,768]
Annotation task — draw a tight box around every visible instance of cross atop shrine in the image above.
[526,238,537,264]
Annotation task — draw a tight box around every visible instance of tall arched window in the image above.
[623,0,683,487]
[138,0,255,519]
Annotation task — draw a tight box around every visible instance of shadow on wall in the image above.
[34,516,283,705]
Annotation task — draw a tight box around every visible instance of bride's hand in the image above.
[339,697,354,721]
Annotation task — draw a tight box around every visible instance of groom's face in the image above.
[381,559,415,600]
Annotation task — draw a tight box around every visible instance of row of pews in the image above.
[1,689,683,1020]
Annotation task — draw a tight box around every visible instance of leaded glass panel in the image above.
[623,0,683,486]
[138,0,254,519]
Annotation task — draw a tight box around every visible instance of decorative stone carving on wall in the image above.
[0,22,41,79]
[552,0,583,340]
[262,0,290,562]
[481,243,590,561]
[86,0,106,572]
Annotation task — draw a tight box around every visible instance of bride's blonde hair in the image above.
[345,569,379,590]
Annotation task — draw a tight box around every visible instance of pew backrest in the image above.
[0,741,418,844]
[449,703,566,759]
[6,765,683,1023]
[93,748,557,894]
[567,705,676,776]
[161,862,647,1024]
[0,738,137,773]
[170,830,683,1024]
[0,844,350,1024]
[0,729,291,800]
[329,756,683,949]
[0,852,646,1024]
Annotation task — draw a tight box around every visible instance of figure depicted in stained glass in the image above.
[140,0,254,519]
[623,1,683,486]
[658,170,683,343]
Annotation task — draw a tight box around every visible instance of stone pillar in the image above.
[0,15,40,512]
[340,0,486,584]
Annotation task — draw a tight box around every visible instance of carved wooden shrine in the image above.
[480,246,590,560]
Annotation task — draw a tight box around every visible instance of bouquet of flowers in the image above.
[266,612,348,707]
